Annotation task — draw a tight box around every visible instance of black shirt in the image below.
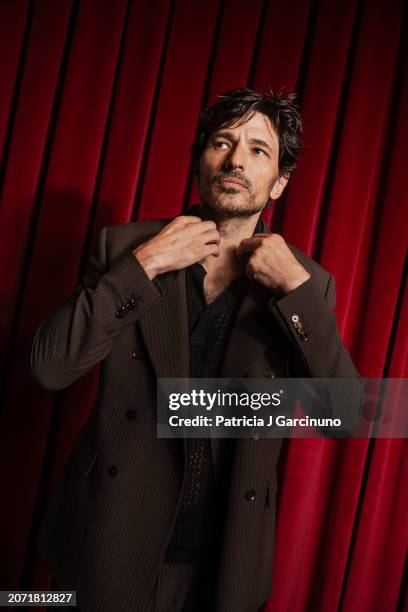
[164,212,263,565]
[164,263,249,564]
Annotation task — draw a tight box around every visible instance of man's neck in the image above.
[197,203,262,276]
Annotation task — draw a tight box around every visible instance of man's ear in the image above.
[269,174,289,200]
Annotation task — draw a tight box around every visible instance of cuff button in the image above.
[245,488,256,501]
[130,296,141,308]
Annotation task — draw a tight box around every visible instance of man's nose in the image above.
[224,145,246,170]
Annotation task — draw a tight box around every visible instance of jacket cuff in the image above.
[93,250,163,333]
[267,275,340,376]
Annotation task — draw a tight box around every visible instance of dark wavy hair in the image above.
[192,87,303,178]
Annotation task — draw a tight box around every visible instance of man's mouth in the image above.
[219,177,247,189]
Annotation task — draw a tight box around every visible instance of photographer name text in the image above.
[167,415,342,428]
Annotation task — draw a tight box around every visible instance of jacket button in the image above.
[126,409,137,421]
[115,310,124,319]
[245,488,256,501]
[265,368,275,378]
[107,465,118,477]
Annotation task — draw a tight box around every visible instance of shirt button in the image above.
[126,409,137,421]
[132,350,145,360]
[107,465,118,477]
[245,488,256,501]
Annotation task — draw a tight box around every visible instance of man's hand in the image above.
[132,216,220,280]
[236,233,311,294]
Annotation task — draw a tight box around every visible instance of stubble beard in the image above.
[199,183,268,220]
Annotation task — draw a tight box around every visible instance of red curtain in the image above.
[0,1,406,610]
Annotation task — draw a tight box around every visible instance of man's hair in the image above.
[192,87,303,178]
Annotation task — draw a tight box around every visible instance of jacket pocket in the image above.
[71,430,98,477]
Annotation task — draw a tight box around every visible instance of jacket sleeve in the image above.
[268,273,363,437]
[268,272,359,378]
[30,226,163,391]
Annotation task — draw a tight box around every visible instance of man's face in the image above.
[196,111,288,218]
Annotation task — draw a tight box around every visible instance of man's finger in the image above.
[184,220,218,238]
[201,228,221,244]
[236,237,262,257]
[177,215,202,223]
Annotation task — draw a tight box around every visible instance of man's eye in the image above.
[253,148,267,156]
[214,141,228,149]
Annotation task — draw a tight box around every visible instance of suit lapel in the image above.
[211,282,272,488]
[139,269,189,379]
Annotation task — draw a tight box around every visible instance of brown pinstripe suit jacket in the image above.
[30,213,359,612]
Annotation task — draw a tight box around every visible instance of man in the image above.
[31,88,360,612]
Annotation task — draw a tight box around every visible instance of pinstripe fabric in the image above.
[48,578,79,610]
[31,215,360,612]
[146,562,214,612]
